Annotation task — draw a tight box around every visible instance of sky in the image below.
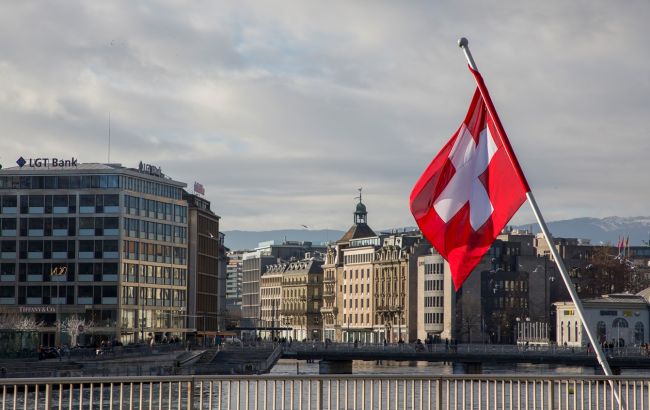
[0,1,648,231]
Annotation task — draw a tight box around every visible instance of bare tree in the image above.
[0,313,43,331]
[575,247,650,298]
[60,315,94,346]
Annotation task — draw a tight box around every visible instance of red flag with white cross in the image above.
[410,67,529,291]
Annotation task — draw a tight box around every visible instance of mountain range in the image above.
[223,216,650,251]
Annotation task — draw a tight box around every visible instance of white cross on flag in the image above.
[410,68,529,290]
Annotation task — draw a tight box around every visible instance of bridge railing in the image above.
[0,374,646,409]
[283,342,650,357]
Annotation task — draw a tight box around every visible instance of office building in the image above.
[0,160,189,345]
[185,193,226,344]
[241,240,325,338]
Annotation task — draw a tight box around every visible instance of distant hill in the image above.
[223,217,650,251]
[516,216,650,246]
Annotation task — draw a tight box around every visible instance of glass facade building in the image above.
[0,162,189,346]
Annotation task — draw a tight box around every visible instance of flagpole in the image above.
[458,37,624,403]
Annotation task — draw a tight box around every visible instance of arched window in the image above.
[567,322,571,342]
[612,318,629,328]
[575,322,579,342]
[635,322,645,345]
[596,321,607,343]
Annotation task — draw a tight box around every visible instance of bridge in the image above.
[0,373,643,409]
[280,342,650,374]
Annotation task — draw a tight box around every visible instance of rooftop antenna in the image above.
[107,112,111,163]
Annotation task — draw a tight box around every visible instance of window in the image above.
[612,318,629,328]
[596,321,606,343]
[635,322,645,345]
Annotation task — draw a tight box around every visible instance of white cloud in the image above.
[0,0,648,231]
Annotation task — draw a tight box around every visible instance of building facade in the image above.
[185,193,226,344]
[0,161,189,345]
[280,257,324,341]
[320,246,339,342]
[259,262,284,339]
[417,252,451,341]
[373,232,428,343]
[555,294,649,347]
[240,241,325,338]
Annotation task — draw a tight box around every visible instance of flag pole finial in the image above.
[457,37,478,71]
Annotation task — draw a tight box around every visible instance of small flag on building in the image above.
[194,181,205,195]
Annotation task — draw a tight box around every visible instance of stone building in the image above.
[320,246,339,342]
[555,294,649,347]
[280,257,324,341]
[259,262,284,339]
[373,232,429,343]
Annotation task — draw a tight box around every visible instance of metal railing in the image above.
[284,341,650,358]
[1,374,648,409]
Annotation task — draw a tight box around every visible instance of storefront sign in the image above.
[16,156,78,168]
[19,306,56,314]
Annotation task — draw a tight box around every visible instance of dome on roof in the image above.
[356,202,367,214]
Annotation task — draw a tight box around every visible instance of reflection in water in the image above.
[270,358,628,376]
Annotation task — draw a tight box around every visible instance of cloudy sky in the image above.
[1,1,648,231]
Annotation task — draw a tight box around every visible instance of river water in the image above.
[270,358,648,376]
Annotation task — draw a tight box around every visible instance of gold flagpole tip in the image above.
[458,37,469,48]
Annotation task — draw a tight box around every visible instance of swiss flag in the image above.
[410,67,529,291]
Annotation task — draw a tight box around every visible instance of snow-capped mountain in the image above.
[517,216,650,246]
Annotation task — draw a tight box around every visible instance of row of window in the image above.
[0,216,121,237]
[343,298,370,309]
[343,313,371,324]
[424,312,444,324]
[0,239,118,258]
[122,240,187,265]
[0,194,120,214]
[121,286,186,307]
[424,263,445,275]
[344,253,374,264]
[122,263,187,286]
[0,285,117,305]
[340,283,371,293]
[424,296,444,308]
[124,195,187,223]
[492,297,528,309]
[123,218,187,243]
[0,174,183,200]
[343,268,371,280]
[424,279,444,291]
[0,175,119,190]
[0,262,117,280]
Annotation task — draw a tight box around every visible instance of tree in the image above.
[0,313,43,331]
[574,247,650,298]
[59,315,94,346]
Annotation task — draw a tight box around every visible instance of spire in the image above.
[354,187,367,224]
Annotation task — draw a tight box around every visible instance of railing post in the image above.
[188,378,195,409]
[317,379,323,410]
[44,383,52,410]
[547,380,554,410]
[435,379,443,410]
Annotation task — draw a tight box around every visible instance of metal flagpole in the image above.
[458,37,624,407]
